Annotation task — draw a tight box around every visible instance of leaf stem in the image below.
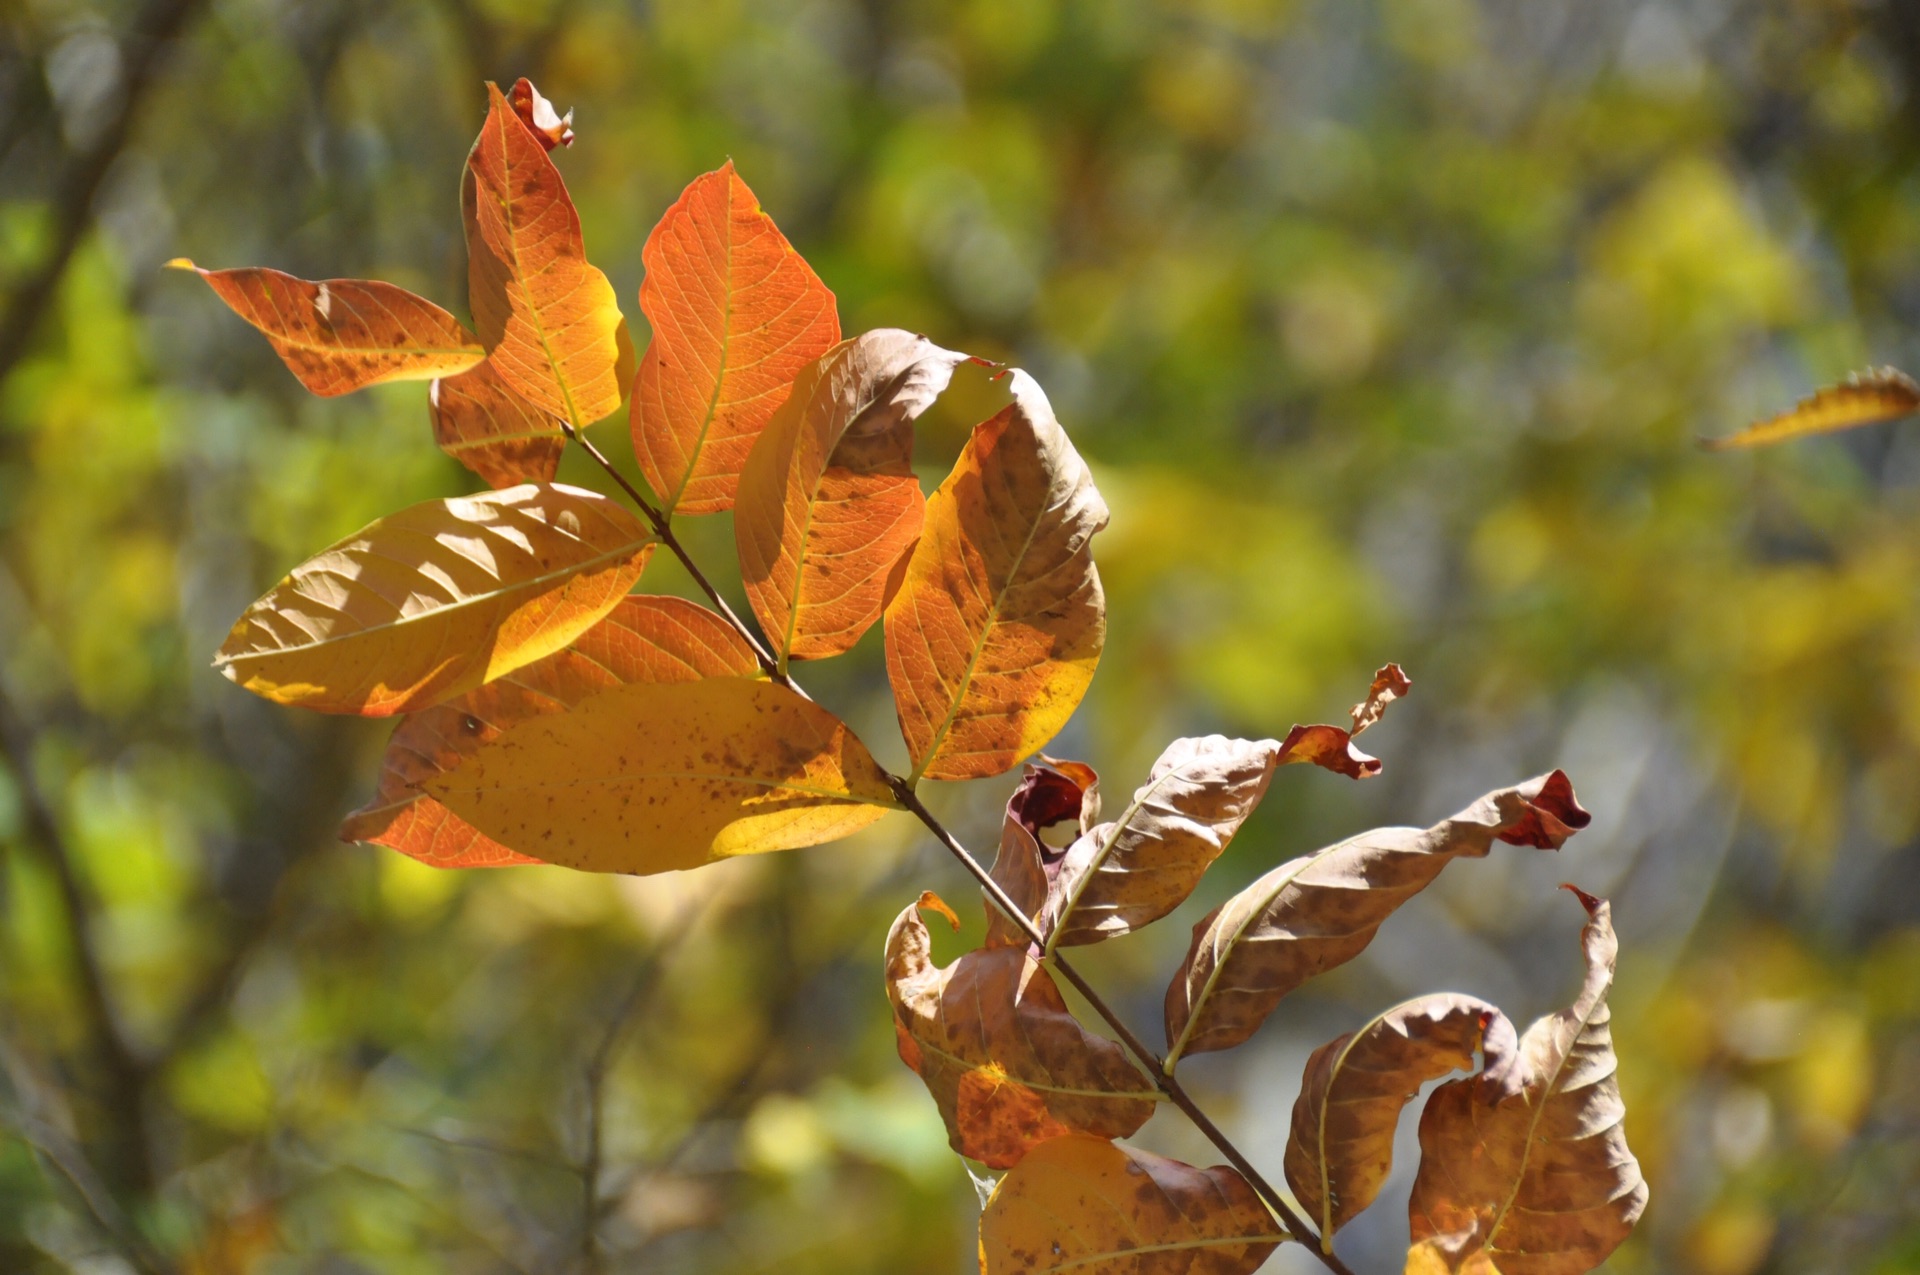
[566,427,1355,1275]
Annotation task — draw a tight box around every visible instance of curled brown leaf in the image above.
[1278,662,1412,780]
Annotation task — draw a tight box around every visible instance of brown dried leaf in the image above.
[1163,772,1590,1065]
[1351,662,1412,735]
[1045,736,1282,949]
[1409,888,1648,1275]
[885,895,1155,1169]
[735,331,969,663]
[1701,366,1920,451]
[983,759,1103,950]
[1285,995,1517,1244]
[1277,662,1413,780]
[341,596,761,867]
[978,1134,1283,1274]
[430,358,564,489]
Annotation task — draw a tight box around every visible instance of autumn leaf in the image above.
[1044,736,1280,950]
[341,596,761,867]
[1408,887,1648,1274]
[215,483,653,716]
[885,370,1108,782]
[978,1134,1283,1274]
[507,76,572,150]
[1163,771,1590,1065]
[736,330,969,665]
[1701,366,1920,450]
[1404,1238,1498,1275]
[463,81,623,427]
[1277,662,1412,780]
[982,759,1103,950]
[430,358,565,488]
[427,678,895,873]
[885,893,1155,1169]
[168,259,484,395]
[1285,995,1517,1246]
[631,161,841,515]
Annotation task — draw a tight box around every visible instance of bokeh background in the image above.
[3,0,1920,1271]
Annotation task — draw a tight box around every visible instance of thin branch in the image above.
[565,432,1355,1274]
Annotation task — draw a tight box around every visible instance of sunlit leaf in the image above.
[736,330,968,664]
[507,76,572,150]
[885,370,1108,782]
[167,259,483,395]
[1408,888,1648,1274]
[1285,995,1516,1245]
[215,483,653,716]
[341,596,760,867]
[1276,662,1412,780]
[885,893,1154,1169]
[1701,367,1920,450]
[631,161,841,515]
[430,358,565,489]
[463,81,623,426]
[978,1134,1283,1274]
[1044,735,1280,948]
[428,678,896,873]
[1163,772,1590,1065]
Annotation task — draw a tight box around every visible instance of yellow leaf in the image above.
[978,1134,1283,1274]
[884,370,1108,782]
[463,82,624,426]
[1702,367,1920,450]
[426,678,897,874]
[215,483,653,716]
[168,259,483,395]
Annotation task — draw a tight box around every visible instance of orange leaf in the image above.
[884,370,1108,782]
[341,596,761,867]
[978,1135,1283,1274]
[1277,662,1412,780]
[631,162,841,515]
[1701,366,1920,450]
[215,483,653,716]
[1408,889,1647,1273]
[463,82,623,426]
[886,895,1155,1168]
[428,678,896,874]
[508,76,572,150]
[167,259,483,395]
[736,330,969,664]
[430,358,565,489]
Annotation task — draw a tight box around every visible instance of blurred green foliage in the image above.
[3,0,1920,1271]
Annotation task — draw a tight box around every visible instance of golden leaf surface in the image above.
[1702,366,1920,450]
[1285,995,1516,1245]
[736,330,969,664]
[1408,889,1648,1274]
[885,893,1155,1169]
[978,1134,1283,1275]
[1045,735,1281,949]
[215,483,653,717]
[1163,772,1590,1065]
[631,161,841,515]
[463,81,623,426]
[427,678,896,874]
[430,358,565,489]
[341,596,761,867]
[884,370,1108,782]
[168,259,483,395]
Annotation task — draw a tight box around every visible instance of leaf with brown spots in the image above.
[463,81,624,426]
[1701,366,1920,450]
[430,358,565,489]
[1276,662,1412,780]
[341,596,761,867]
[167,260,483,396]
[1285,995,1516,1247]
[1408,888,1647,1275]
[886,894,1155,1168]
[884,370,1108,782]
[1044,736,1282,950]
[978,1134,1283,1274]
[427,678,896,873]
[1163,772,1589,1065]
[735,330,970,665]
[631,162,841,515]
[215,483,654,717]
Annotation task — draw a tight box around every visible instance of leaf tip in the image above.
[1559,881,1603,916]
[164,256,198,273]
[917,889,961,932]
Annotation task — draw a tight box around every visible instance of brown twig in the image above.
[565,431,1354,1273]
